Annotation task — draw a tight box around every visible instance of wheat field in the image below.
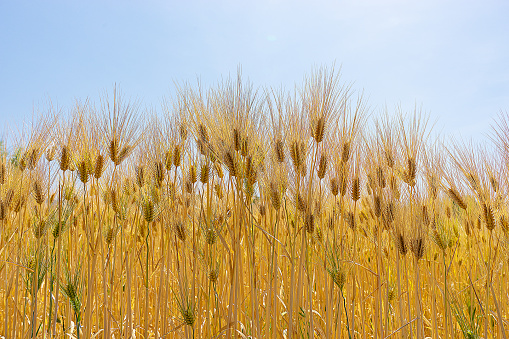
[0,68,508,338]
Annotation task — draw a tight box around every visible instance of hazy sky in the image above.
[1,0,508,142]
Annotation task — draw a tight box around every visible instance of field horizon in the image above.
[0,68,508,339]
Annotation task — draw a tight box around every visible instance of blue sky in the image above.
[1,0,508,142]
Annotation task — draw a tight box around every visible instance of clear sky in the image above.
[1,0,508,142]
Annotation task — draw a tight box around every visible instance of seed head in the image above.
[241,137,249,157]
[123,178,135,197]
[77,159,89,184]
[136,165,145,187]
[431,227,447,251]
[290,140,305,171]
[0,163,6,186]
[341,141,350,163]
[27,147,40,170]
[376,166,386,188]
[330,268,346,290]
[109,138,119,164]
[64,282,77,303]
[138,221,148,239]
[189,165,197,184]
[483,202,496,231]
[224,151,236,177]
[373,195,382,218]
[297,193,307,212]
[233,129,241,152]
[300,162,307,177]
[180,124,188,141]
[215,184,223,199]
[422,205,430,226]
[447,188,467,210]
[33,180,45,205]
[317,154,328,179]
[351,177,360,202]
[313,116,325,143]
[19,152,27,171]
[259,204,266,217]
[142,197,155,223]
[33,218,47,239]
[116,145,131,165]
[4,188,13,209]
[0,201,5,221]
[173,145,182,168]
[105,225,115,245]
[45,146,56,162]
[385,202,395,223]
[269,182,281,210]
[110,189,121,214]
[466,172,479,192]
[185,180,193,194]
[164,149,173,171]
[205,228,216,245]
[274,140,285,163]
[181,306,195,327]
[410,236,425,260]
[198,123,209,143]
[346,211,355,230]
[209,268,218,283]
[94,154,105,179]
[175,222,186,242]
[396,232,408,256]
[305,213,315,233]
[245,156,257,186]
[13,193,25,213]
[52,220,64,239]
[154,161,165,187]
[385,150,394,168]
[60,146,70,172]
[388,285,396,302]
[390,176,399,198]
[330,177,339,196]
[200,163,210,184]
[406,157,416,184]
